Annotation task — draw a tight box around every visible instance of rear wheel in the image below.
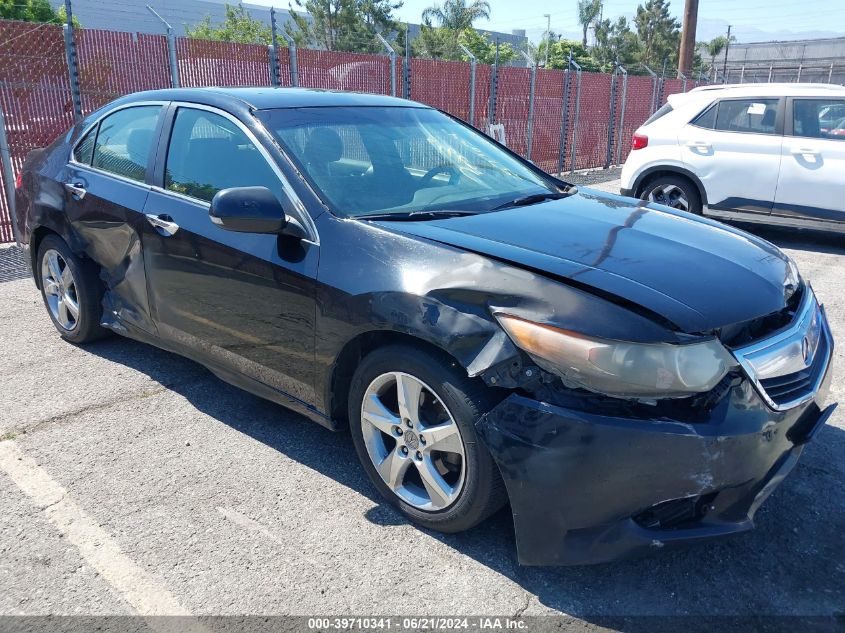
[349,344,507,533]
[37,234,108,344]
[640,175,702,215]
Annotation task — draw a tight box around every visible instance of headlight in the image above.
[496,314,736,399]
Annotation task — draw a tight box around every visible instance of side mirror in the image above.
[211,186,304,236]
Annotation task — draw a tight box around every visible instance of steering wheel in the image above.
[418,165,461,188]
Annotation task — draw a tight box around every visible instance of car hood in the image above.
[373,189,793,334]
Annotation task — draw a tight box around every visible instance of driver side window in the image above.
[165,108,282,203]
[793,99,845,141]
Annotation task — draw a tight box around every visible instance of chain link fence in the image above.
[0,16,718,244]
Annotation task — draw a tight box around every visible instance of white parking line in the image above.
[0,440,207,631]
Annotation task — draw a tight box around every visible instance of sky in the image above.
[249,0,845,44]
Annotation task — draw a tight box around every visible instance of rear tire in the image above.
[349,344,507,533]
[37,234,108,344]
[640,174,702,215]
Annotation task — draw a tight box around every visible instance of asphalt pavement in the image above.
[0,198,843,627]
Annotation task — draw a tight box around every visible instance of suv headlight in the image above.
[496,314,736,399]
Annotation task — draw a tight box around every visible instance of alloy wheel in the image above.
[41,249,79,331]
[360,372,466,511]
[646,183,689,211]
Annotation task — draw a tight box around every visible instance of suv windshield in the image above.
[257,106,560,217]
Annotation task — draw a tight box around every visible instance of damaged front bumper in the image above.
[476,367,835,566]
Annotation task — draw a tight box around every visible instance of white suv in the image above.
[620,83,845,232]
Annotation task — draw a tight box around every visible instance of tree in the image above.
[0,0,80,26]
[577,0,602,47]
[539,37,600,72]
[458,28,516,65]
[704,34,736,74]
[185,4,271,44]
[421,0,490,31]
[413,0,495,61]
[285,0,402,53]
[592,16,640,71]
[634,0,680,70]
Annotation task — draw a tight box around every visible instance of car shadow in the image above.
[724,222,845,256]
[82,334,845,622]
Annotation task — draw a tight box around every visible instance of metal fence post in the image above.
[146,6,180,88]
[557,51,572,175]
[569,57,582,172]
[62,0,82,121]
[0,105,20,245]
[269,7,281,86]
[768,64,773,82]
[519,50,536,160]
[458,44,476,127]
[488,39,500,128]
[404,25,411,99]
[740,65,745,83]
[642,64,657,114]
[797,64,803,82]
[615,64,628,167]
[604,62,619,169]
[829,63,834,84]
[376,33,396,97]
[280,33,299,87]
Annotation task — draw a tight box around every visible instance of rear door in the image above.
[64,102,166,333]
[140,104,319,405]
[679,97,784,214]
[773,97,845,224]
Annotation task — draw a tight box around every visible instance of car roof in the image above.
[116,86,428,110]
[688,83,845,98]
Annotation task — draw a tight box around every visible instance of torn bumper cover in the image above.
[476,367,835,566]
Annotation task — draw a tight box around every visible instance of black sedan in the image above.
[14,88,836,565]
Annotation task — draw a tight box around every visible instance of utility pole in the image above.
[677,0,698,77]
[543,13,551,68]
[722,25,732,83]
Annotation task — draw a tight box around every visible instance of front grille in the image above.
[732,287,832,411]
[759,333,829,406]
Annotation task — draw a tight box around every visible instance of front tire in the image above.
[37,234,107,344]
[640,174,702,215]
[349,344,507,533]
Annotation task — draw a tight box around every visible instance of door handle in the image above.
[145,213,179,237]
[686,141,712,150]
[64,182,87,199]
[791,147,820,156]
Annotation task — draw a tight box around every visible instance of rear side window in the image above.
[164,108,280,203]
[691,103,717,129]
[793,99,845,140]
[643,103,673,126]
[714,99,779,135]
[92,106,161,182]
[73,128,96,165]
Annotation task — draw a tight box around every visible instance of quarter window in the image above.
[164,108,280,203]
[714,99,779,135]
[691,103,717,129]
[91,106,161,181]
[74,127,96,165]
[793,99,845,140]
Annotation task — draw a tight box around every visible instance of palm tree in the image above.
[421,0,491,29]
[577,0,602,47]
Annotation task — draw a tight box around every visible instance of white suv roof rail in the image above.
[689,83,845,93]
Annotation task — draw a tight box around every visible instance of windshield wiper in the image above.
[356,209,479,221]
[490,190,571,211]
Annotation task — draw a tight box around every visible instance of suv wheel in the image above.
[640,175,702,215]
[348,344,507,533]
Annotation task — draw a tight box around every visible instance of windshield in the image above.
[257,106,560,217]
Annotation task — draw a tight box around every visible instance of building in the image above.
[702,37,845,84]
